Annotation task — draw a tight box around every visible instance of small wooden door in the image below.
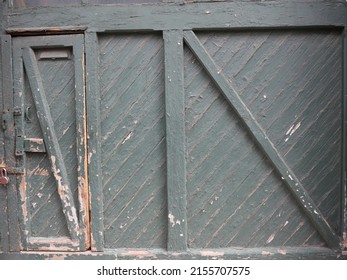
[11,35,89,251]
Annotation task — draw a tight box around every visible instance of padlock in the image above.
[0,168,9,186]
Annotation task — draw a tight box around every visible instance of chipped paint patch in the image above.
[277,248,287,255]
[32,168,49,176]
[122,131,133,144]
[200,251,224,257]
[285,122,301,142]
[261,250,273,256]
[121,250,156,258]
[50,255,65,260]
[168,213,175,227]
[266,233,275,244]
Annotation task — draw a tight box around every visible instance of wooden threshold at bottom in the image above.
[0,247,343,260]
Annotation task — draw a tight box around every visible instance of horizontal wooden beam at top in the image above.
[4,2,347,32]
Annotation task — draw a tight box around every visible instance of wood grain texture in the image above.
[184,45,323,248]
[184,30,340,249]
[23,47,79,240]
[99,33,167,249]
[343,28,347,240]
[85,32,104,251]
[195,29,343,238]
[164,30,187,251]
[184,29,343,249]
[2,35,20,252]
[5,2,347,32]
[0,35,11,252]
[12,35,88,251]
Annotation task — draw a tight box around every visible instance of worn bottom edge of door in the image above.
[0,247,346,260]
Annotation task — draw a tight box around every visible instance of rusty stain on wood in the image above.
[119,250,157,258]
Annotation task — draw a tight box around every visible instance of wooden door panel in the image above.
[184,44,325,248]
[12,35,89,251]
[98,33,167,249]
[183,29,342,250]
[193,29,342,235]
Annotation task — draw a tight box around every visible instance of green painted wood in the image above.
[213,30,341,236]
[0,35,11,252]
[183,30,341,250]
[0,246,344,260]
[85,32,104,251]
[184,45,324,248]
[72,34,90,249]
[4,2,347,32]
[22,47,79,241]
[12,40,28,250]
[10,34,89,251]
[344,28,347,240]
[1,35,20,252]
[99,33,167,249]
[193,30,343,236]
[163,30,187,251]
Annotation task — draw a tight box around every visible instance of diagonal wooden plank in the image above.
[183,30,341,249]
[164,30,187,251]
[22,47,79,241]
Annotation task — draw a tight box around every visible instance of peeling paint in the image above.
[120,250,156,258]
[261,250,273,256]
[200,251,224,257]
[266,233,275,244]
[277,248,287,255]
[88,152,93,164]
[32,168,49,176]
[122,131,133,144]
[168,213,175,227]
[285,122,301,142]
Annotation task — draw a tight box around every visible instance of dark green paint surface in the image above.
[99,33,167,249]
[0,0,346,259]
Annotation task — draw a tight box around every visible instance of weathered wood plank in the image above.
[5,2,347,32]
[2,35,20,252]
[164,30,187,251]
[22,48,79,241]
[0,35,10,252]
[85,32,103,251]
[344,28,347,240]
[183,30,341,249]
[73,34,90,250]
[99,33,167,249]
[12,40,29,250]
[0,246,343,260]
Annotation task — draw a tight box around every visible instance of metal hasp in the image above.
[0,168,9,186]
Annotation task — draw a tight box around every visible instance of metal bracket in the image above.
[2,109,10,130]
[15,130,23,156]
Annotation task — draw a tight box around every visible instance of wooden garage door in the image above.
[87,28,343,254]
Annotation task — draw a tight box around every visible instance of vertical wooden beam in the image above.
[183,30,341,250]
[73,34,90,249]
[0,36,11,252]
[164,30,187,251]
[343,27,347,242]
[85,32,104,251]
[22,48,79,241]
[3,35,20,252]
